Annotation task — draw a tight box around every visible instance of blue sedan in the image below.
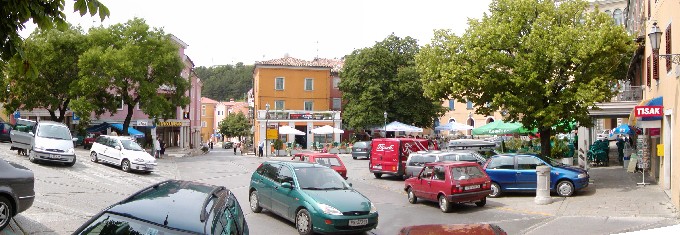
[483,153,589,197]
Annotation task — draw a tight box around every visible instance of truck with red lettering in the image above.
[369,138,436,179]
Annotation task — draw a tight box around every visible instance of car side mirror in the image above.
[72,138,78,142]
[115,146,121,150]
[348,183,353,187]
[281,182,293,189]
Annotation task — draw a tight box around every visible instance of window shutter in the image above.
[647,0,651,19]
[647,56,651,87]
[666,24,672,72]
[653,54,659,81]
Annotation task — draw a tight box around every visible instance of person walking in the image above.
[258,140,264,157]
[209,141,214,149]
[233,141,238,154]
[154,137,161,159]
[239,141,245,155]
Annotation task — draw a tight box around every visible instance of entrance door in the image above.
[295,126,307,149]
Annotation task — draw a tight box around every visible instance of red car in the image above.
[404,161,492,213]
[82,132,101,149]
[399,224,507,235]
[291,152,348,179]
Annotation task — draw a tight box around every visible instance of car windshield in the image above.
[121,139,144,151]
[37,125,71,140]
[535,155,560,167]
[79,212,194,235]
[314,157,342,167]
[451,166,486,180]
[295,167,349,190]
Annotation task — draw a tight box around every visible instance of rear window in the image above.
[438,154,458,162]
[353,142,368,148]
[314,157,342,167]
[409,155,436,166]
[451,166,486,180]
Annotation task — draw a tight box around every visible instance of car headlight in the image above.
[134,158,145,163]
[67,148,74,154]
[34,146,45,151]
[318,203,343,215]
[369,203,378,214]
[577,173,588,179]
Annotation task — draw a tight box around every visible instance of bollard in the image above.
[535,165,552,205]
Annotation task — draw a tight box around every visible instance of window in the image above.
[517,156,543,170]
[613,9,623,25]
[666,24,672,72]
[304,101,313,111]
[274,100,285,110]
[448,100,455,110]
[451,166,486,180]
[332,98,341,110]
[304,78,314,91]
[262,163,279,180]
[277,166,294,184]
[647,56,651,87]
[332,77,340,88]
[457,153,478,162]
[487,156,515,170]
[202,105,206,116]
[275,77,284,90]
[466,100,473,110]
[420,166,434,179]
[433,166,446,181]
[201,121,207,127]
[448,118,456,123]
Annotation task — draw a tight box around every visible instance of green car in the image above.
[249,161,378,235]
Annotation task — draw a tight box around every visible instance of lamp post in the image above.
[383,111,387,137]
[648,22,680,64]
[331,111,335,148]
[265,103,270,157]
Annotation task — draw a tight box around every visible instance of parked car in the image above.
[0,122,13,142]
[90,135,157,173]
[291,152,348,179]
[370,138,433,179]
[82,132,100,149]
[73,180,249,235]
[11,120,78,166]
[351,141,371,159]
[223,141,234,149]
[9,118,36,155]
[0,159,35,230]
[405,150,487,178]
[596,129,616,141]
[404,161,491,213]
[447,139,499,158]
[249,161,378,235]
[483,153,589,197]
[399,224,507,235]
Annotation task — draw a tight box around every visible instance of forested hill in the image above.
[196,63,253,101]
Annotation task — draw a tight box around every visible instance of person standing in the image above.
[209,141,214,149]
[239,141,245,155]
[258,140,264,157]
[233,141,238,154]
[159,139,166,156]
[154,138,161,159]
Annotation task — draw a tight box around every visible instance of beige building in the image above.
[436,99,503,137]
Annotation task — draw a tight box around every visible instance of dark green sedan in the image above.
[249,161,378,235]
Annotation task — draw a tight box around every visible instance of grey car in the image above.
[351,141,371,159]
[404,150,487,178]
[0,159,35,230]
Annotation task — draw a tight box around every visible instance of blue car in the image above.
[483,153,589,197]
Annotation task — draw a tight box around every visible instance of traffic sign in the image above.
[13,111,19,119]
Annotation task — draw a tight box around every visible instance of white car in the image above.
[89,135,157,173]
[597,129,616,141]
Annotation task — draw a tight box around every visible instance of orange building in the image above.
[200,97,218,142]
[253,56,340,151]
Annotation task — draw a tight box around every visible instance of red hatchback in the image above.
[291,152,348,179]
[404,161,492,212]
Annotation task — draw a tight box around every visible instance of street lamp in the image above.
[648,22,680,65]
[383,111,387,137]
[265,103,270,157]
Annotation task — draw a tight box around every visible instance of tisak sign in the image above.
[634,106,663,117]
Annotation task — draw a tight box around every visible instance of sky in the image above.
[20,0,492,67]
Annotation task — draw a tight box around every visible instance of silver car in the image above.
[0,159,35,230]
[404,150,487,178]
[351,141,371,159]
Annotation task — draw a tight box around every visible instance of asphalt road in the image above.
[1,143,677,235]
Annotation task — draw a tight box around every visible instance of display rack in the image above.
[636,135,650,186]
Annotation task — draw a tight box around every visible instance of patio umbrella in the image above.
[435,121,474,131]
[310,125,344,146]
[278,126,305,135]
[612,124,636,135]
[383,121,423,132]
[472,121,533,135]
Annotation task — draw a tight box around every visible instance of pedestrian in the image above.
[616,135,625,164]
[209,141,214,149]
[233,141,238,154]
[239,141,245,155]
[159,139,166,156]
[154,137,161,159]
[258,140,264,157]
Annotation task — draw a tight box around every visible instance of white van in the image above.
[89,135,157,173]
[23,121,78,166]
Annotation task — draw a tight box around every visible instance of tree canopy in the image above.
[195,63,253,102]
[416,0,634,157]
[2,25,88,122]
[73,18,189,135]
[339,34,445,130]
[0,0,109,61]
[218,112,251,140]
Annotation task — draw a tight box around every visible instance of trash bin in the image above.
[623,156,630,169]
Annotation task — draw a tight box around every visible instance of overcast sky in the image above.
[20,0,491,67]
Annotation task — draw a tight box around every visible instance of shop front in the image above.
[255,110,341,152]
[628,97,665,185]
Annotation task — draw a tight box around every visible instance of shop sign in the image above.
[290,113,325,120]
[157,121,183,127]
[634,106,664,117]
[266,128,279,139]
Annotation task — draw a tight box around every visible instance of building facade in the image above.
[436,99,503,137]
[200,97,218,142]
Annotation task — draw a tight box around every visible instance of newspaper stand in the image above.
[636,135,650,186]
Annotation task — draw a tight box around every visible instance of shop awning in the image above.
[110,123,146,138]
[86,122,110,133]
[629,96,663,128]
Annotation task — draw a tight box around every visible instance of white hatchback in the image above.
[89,135,157,173]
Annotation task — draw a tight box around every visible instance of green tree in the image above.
[195,63,253,101]
[74,18,189,136]
[218,112,251,140]
[416,0,634,158]
[1,25,87,122]
[0,0,109,61]
[339,34,445,129]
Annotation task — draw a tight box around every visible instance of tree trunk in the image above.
[122,101,136,136]
[540,127,552,158]
[48,110,58,122]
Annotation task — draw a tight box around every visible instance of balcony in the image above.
[611,86,643,102]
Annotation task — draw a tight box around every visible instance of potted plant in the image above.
[550,137,572,165]
[273,139,283,156]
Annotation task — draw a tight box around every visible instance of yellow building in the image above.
[436,99,503,137]
[253,56,339,152]
[200,97,218,143]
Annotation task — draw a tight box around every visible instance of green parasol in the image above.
[472,121,536,135]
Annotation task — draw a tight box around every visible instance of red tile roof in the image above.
[201,97,219,104]
[256,56,344,72]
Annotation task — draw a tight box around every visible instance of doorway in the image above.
[295,125,307,149]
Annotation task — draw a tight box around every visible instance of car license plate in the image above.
[49,154,61,159]
[464,185,481,190]
[348,219,368,226]
[146,164,155,169]
[373,165,382,169]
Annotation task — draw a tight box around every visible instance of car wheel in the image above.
[0,196,13,231]
[353,156,357,160]
[489,182,502,198]
[28,150,37,163]
[438,195,452,213]
[65,156,76,167]
[556,180,575,197]
[407,187,417,204]
[295,209,313,235]
[121,159,131,172]
[249,191,262,213]
[373,173,382,179]
[90,152,98,163]
[475,197,486,207]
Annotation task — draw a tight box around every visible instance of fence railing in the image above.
[612,86,643,102]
